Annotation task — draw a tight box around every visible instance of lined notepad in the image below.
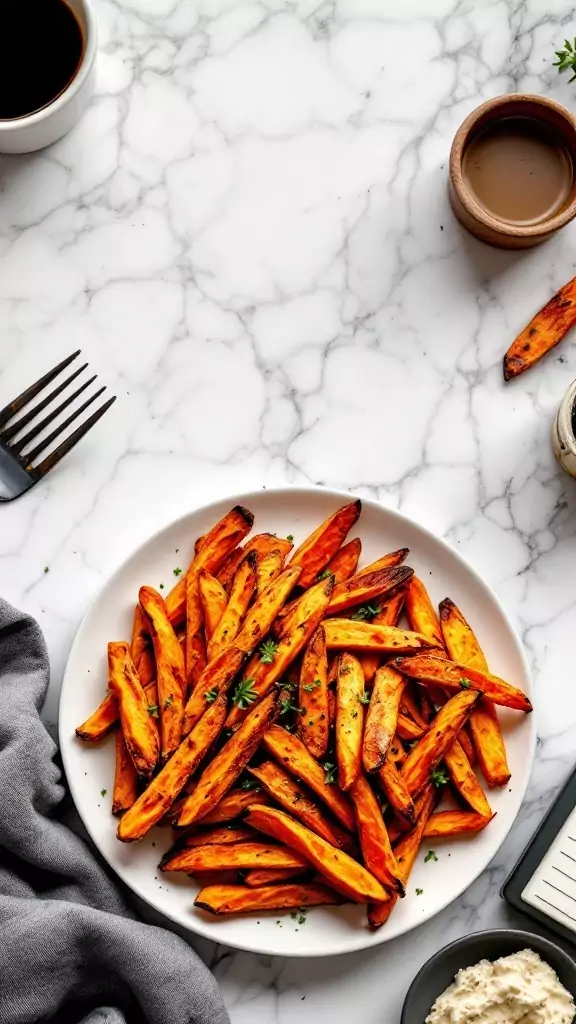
[522,807,576,932]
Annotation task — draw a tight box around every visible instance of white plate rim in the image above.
[59,485,535,957]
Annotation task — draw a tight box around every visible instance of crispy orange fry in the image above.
[324,619,440,654]
[289,500,361,588]
[139,586,185,761]
[177,692,278,828]
[400,690,481,797]
[350,773,403,894]
[444,739,492,817]
[458,725,476,765]
[107,642,159,778]
[439,598,511,787]
[185,570,207,693]
[379,755,415,825]
[256,548,284,593]
[130,604,155,686]
[395,714,424,742]
[112,728,139,815]
[367,787,435,928]
[117,695,226,842]
[320,538,362,584]
[178,825,255,848]
[298,625,329,759]
[182,647,245,736]
[358,588,407,685]
[194,882,342,916]
[233,566,302,655]
[161,841,309,873]
[262,725,356,832]
[246,804,386,902]
[244,867,306,887]
[328,565,413,615]
[336,652,365,791]
[198,570,228,640]
[503,274,576,380]
[357,548,410,577]
[423,810,494,838]
[207,552,257,661]
[363,665,406,774]
[166,506,254,628]
[225,576,334,729]
[400,686,427,730]
[75,675,158,743]
[405,577,446,649]
[394,655,532,713]
[218,534,293,590]
[248,761,354,852]
[201,788,271,825]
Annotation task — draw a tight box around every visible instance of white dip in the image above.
[425,948,575,1024]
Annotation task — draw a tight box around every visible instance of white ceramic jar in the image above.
[0,0,97,154]
[552,378,576,478]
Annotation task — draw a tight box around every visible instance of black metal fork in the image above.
[0,351,116,501]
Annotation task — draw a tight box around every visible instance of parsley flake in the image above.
[240,779,260,791]
[147,704,159,718]
[303,678,322,693]
[286,534,294,542]
[204,689,219,704]
[317,568,332,581]
[415,888,423,896]
[357,691,370,705]
[173,567,182,576]
[43,566,49,574]
[164,694,174,710]
[279,696,301,716]
[159,583,164,590]
[322,761,337,785]
[351,602,381,622]
[431,768,449,788]
[259,639,278,664]
[424,849,438,863]
[101,789,107,797]
[232,678,258,709]
[459,678,471,689]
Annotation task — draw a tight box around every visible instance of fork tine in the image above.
[0,363,89,443]
[25,386,107,466]
[8,375,98,456]
[33,396,116,479]
[0,351,81,429]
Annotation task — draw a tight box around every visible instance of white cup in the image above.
[0,0,97,154]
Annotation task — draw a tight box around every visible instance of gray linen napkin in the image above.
[0,597,230,1024]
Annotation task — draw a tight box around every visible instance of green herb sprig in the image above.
[554,38,576,81]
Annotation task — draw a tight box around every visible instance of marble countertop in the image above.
[3,0,576,1019]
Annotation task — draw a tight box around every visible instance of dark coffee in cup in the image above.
[0,0,84,121]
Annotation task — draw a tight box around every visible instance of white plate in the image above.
[59,487,535,957]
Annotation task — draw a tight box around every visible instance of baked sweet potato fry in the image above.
[298,625,329,759]
[177,691,278,828]
[400,689,481,797]
[379,755,415,825]
[112,728,139,815]
[423,810,494,839]
[394,655,532,713]
[178,825,255,848]
[247,805,385,902]
[400,686,427,730]
[182,646,245,736]
[405,577,446,650]
[207,552,257,660]
[320,538,362,584]
[225,576,334,729]
[161,841,309,873]
[358,588,407,685]
[244,867,306,887]
[217,534,293,590]
[395,714,424,742]
[198,570,227,640]
[117,694,227,841]
[166,505,254,627]
[194,882,343,916]
[262,725,356,832]
[107,642,159,778]
[367,787,435,929]
[233,566,302,655]
[336,652,365,791]
[248,761,354,852]
[363,665,406,774]
[443,739,492,817]
[350,773,403,894]
[256,548,284,593]
[139,586,185,761]
[201,788,271,825]
[289,500,361,587]
[439,598,511,787]
[325,619,439,653]
[328,565,413,615]
[357,548,410,577]
[130,604,155,687]
[503,274,576,380]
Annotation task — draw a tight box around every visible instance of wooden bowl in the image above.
[449,94,576,249]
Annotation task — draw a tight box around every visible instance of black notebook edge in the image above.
[502,764,576,946]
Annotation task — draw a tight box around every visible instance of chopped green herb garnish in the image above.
[147,704,159,718]
[101,789,107,797]
[357,691,370,705]
[159,583,164,590]
[424,849,438,863]
[279,696,301,716]
[415,888,423,896]
[322,761,337,785]
[459,678,471,689]
[351,602,381,622]
[204,689,219,704]
[43,566,49,574]
[554,38,576,81]
[286,534,294,542]
[164,694,174,710]
[259,639,278,664]
[232,678,258,709]
[317,568,332,581]
[303,678,322,693]
[291,907,307,925]
[173,567,182,576]
[431,768,449,788]
[240,778,260,791]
